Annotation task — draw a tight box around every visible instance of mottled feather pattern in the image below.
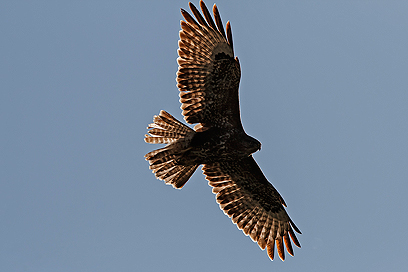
[177,1,241,128]
[145,111,198,189]
[202,157,301,261]
[145,110,193,145]
[145,1,301,262]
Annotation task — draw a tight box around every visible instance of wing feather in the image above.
[189,2,208,27]
[267,240,275,260]
[202,156,301,261]
[226,21,233,51]
[178,0,242,129]
[276,236,285,261]
[213,4,226,39]
[284,233,294,257]
[199,0,217,30]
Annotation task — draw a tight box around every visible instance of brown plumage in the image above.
[145,1,301,261]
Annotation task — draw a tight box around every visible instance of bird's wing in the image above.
[177,0,242,130]
[202,156,301,261]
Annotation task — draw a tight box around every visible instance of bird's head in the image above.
[241,134,261,155]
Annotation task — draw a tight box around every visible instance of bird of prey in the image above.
[145,0,301,261]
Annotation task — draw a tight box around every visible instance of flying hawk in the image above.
[145,0,301,261]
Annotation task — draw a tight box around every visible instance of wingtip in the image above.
[284,233,294,256]
[226,21,233,50]
[180,7,198,26]
[289,227,301,248]
[212,3,226,39]
[267,240,275,261]
[188,2,196,12]
[290,219,302,235]
[276,236,285,261]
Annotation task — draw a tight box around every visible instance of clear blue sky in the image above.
[2,1,408,271]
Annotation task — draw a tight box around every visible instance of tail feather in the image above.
[150,110,191,133]
[167,164,199,188]
[145,110,199,189]
[147,128,183,139]
[150,159,176,173]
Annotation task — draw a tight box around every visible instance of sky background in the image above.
[2,1,408,271]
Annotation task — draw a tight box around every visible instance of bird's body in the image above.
[181,127,261,165]
[145,0,301,261]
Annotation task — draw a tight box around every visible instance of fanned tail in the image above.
[145,110,198,189]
